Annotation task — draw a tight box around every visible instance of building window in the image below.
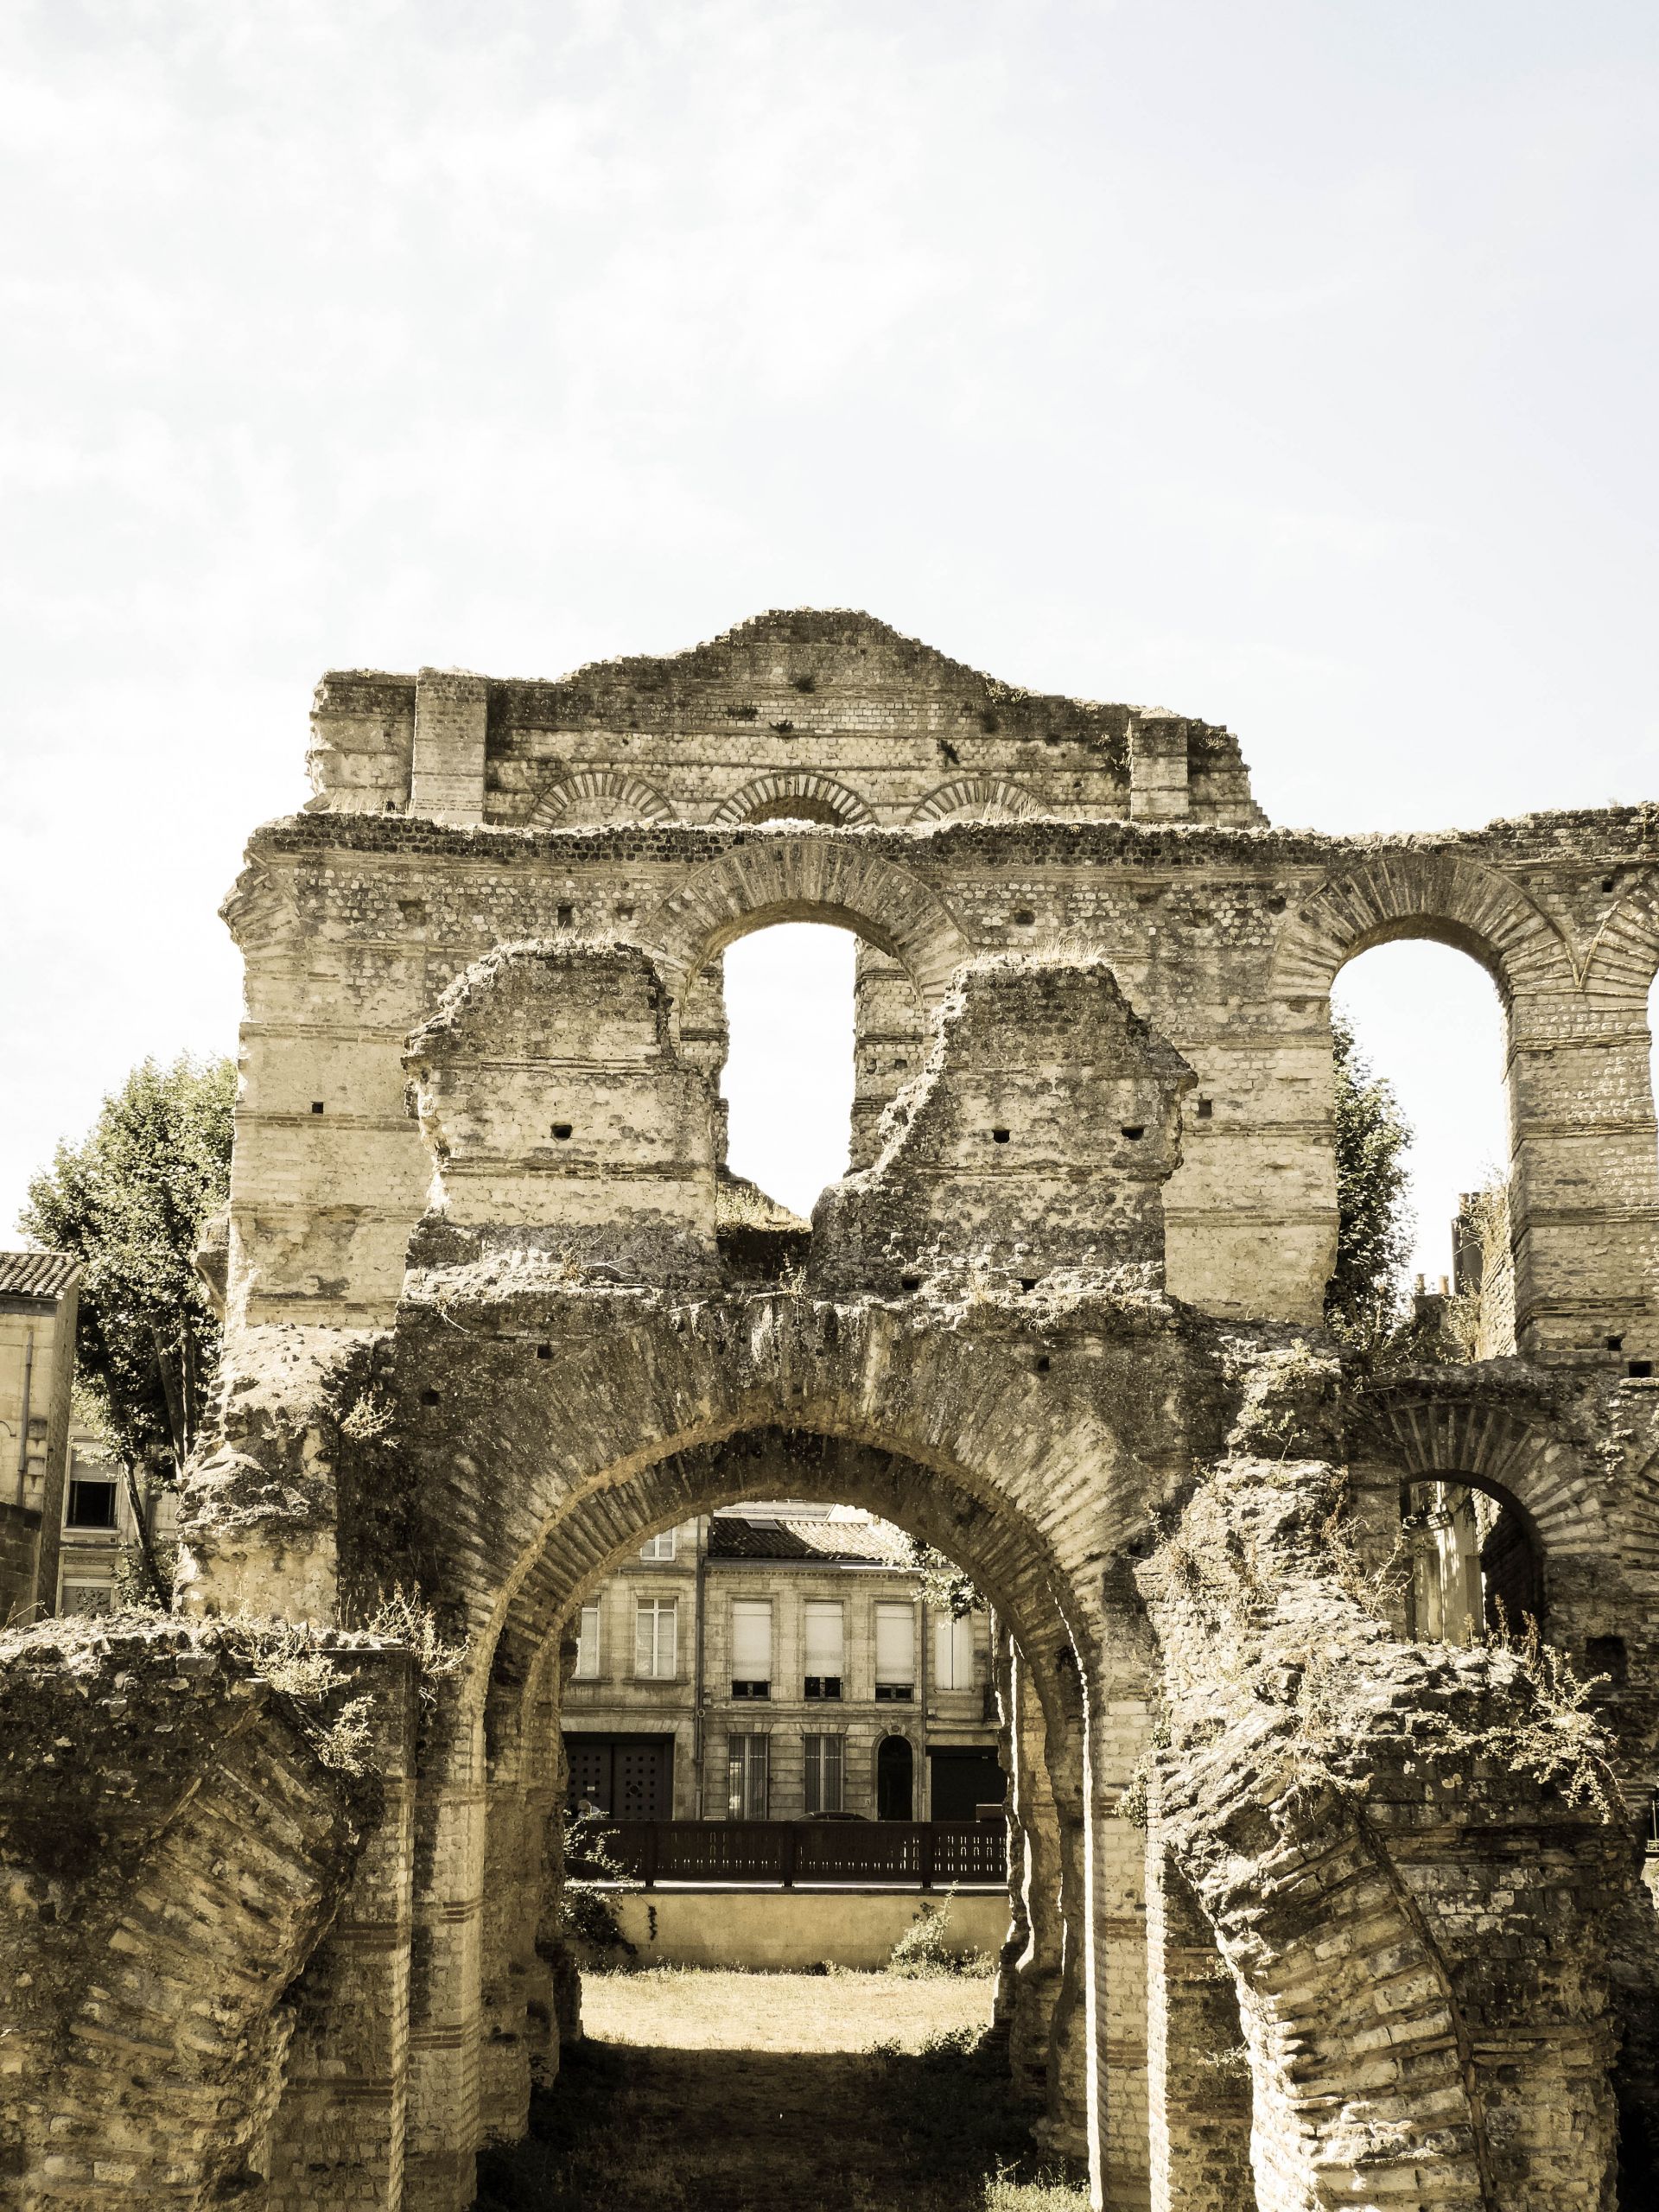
[66,1477,118,1530]
[804,1599,844,1700]
[730,1598,772,1699]
[639,1529,677,1562]
[574,1601,601,1679]
[933,1610,977,1691]
[804,1732,844,1815]
[728,1732,770,1820]
[60,1581,113,1618]
[874,1599,915,1701]
[634,1596,677,1679]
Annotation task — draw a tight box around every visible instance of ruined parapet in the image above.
[814,955,1195,1294]
[302,608,1268,830]
[0,1618,391,2212]
[403,940,720,1287]
[1135,1355,1640,2212]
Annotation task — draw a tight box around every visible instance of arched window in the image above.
[1402,1476,1543,1643]
[721,923,858,1217]
[1331,942,1510,1348]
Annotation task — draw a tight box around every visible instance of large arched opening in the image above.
[466,1425,1107,2195]
[1329,935,1511,1350]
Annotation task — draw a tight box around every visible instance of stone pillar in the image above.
[1001,1642,1067,2110]
[404,1711,486,2212]
[1506,988,1659,1364]
[476,1643,560,2145]
[677,958,730,1166]
[268,1651,420,2212]
[1085,1586,1159,2210]
[1144,1834,1255,2212]
[1128,713,1191,822]
[850,940,929,1169]
[410,671,488,826]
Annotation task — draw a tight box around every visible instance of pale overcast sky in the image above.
[3,2,1655,1275]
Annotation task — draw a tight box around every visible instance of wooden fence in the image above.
[575,1819,1007,1889]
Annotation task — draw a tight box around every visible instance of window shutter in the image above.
[824,1733,843,1813]
[575,1602,600,1678]
[635,1601,655,1675]
[804,1602,843,1674]
[874,1601,914,1684]
[657,1599,677,1676]
[731,1600,772,1679]
[804,1734,822,1815]
[934,1611,976,1688]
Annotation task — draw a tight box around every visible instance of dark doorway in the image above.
[876,1734,913,1821]
[565,1733,674,1821]
[929,1747,1004,1821]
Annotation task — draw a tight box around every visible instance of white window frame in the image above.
[933,1609,977,1691]
[728,1732,770,1820]
[730,1597,773,1696]
[874,1599,916,1698]
[639,1529,677,1562]
[803,1732,844,1815]
[804,1599,844,1698]
[574,1600,601,1679]
[634,1595,678,1679]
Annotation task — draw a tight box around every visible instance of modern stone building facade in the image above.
[3,608,1659,2212]
[0,1249,79,1624]
[562,1498,999,1822]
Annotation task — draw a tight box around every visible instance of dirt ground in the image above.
[474,1968,1088,2212]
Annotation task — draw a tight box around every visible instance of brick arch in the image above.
[908,774,1039,826]
[707,770,874,829]
[491,1425,1081,1705]
[1274,851,1575,1003]
[471,1420,1094,2167]
[1357,1385,1621,1560]
[639,836,975,1005]
[525,768,673,829]
[381,1290,1140,1725]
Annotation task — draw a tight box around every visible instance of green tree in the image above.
[1325,1011,1414,1338]
[904,1538,982,1620]
[20,1053,235,1484]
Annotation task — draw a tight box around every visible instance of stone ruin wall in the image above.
[4,609,1659,2212]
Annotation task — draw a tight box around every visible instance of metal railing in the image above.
[575,1818,1007,1889]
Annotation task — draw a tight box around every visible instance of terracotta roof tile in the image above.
[0,1249,80,1300]
[709,1515,913,1567]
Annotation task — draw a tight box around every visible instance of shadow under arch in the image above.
[1398,1465,1547,1640]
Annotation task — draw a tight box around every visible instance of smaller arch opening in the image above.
[744,797,847,828]
[1401,1474,1544,1643]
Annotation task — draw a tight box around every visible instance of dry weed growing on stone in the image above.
[365,1586,469,1710]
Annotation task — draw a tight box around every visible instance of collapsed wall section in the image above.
[0,1621,391,2212]
[1137,1389,1638,2212]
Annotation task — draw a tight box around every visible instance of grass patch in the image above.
[476,1969,1086,2212]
